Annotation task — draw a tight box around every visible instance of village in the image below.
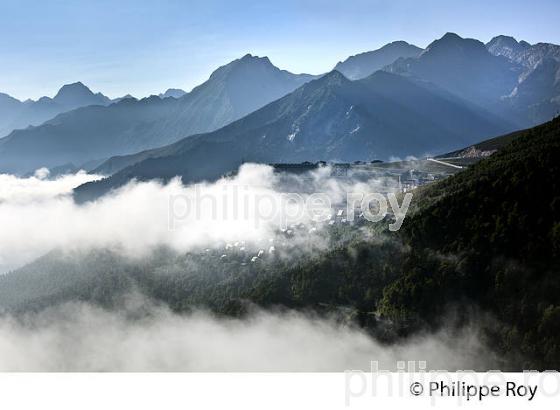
[191,158,471,266]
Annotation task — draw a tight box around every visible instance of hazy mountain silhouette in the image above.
[0,55,316,174]
[0,82,112,137]
[381,33,560,127]
[77,70,511,201]
[3,33,560,177]
[158,88,187,99]
[0,93,23,137]
[111,94,137,104]
[53,82,111,109]
[385,32,522,123]
[334,41,422,79]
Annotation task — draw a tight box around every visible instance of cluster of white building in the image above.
[198,208,381,266]
[216,239,277,264]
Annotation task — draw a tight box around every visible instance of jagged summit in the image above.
[207,53,279,81]
[235,54,275,69]
[239,53,270,63]
[234,53,273,67]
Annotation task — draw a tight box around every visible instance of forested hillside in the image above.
[381,116,560,369]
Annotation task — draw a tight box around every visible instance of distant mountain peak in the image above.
[208,54,278,81]
[323,69,347,81]
[387,40,412,46]
[51,81,110,109]
[487,35,531,57]
[489,35,519,44]
[423,32,487,57]
[488,35,531,47]
[55,81,90,93]
[378,40,421,52]
[486,36,560,70]
[159,88,186,99]
[238,53,272,66]
[442,32,460,38]
[67,81,86,87]
[333,41,422,80]
[312,70,348,87]
[54,82,94,100]
[112,94,137,104]
[431,32,478,46]
[434,31,465,44]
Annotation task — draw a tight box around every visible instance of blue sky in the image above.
[1,0,559,100]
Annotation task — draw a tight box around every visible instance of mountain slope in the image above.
[439,126,530,158]
[379,116,560,368]
[0,93,23,136]
[76,70,511,201]
[487,37,560,125]
[334,41,422,80]
[0,82,112,138]
[506,58,560,124]
[385,32,522,124]
[0,55,316,174]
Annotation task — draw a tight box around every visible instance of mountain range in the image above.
[384,33,560,126]
[486,35,560,125]
[78,30,560,199]
[334,40,423,79]
[1,32,560,181]
[158,88,187,99]
[0,82,112,137]
[385,33,523,122]
[0,54,315,174]
[75,69,510,201]
[486,35,560,67]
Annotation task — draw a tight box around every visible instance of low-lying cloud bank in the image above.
[0,169,101,204]
[0,301,496,372]
[0,164,400,272]
[0,167,498,372]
